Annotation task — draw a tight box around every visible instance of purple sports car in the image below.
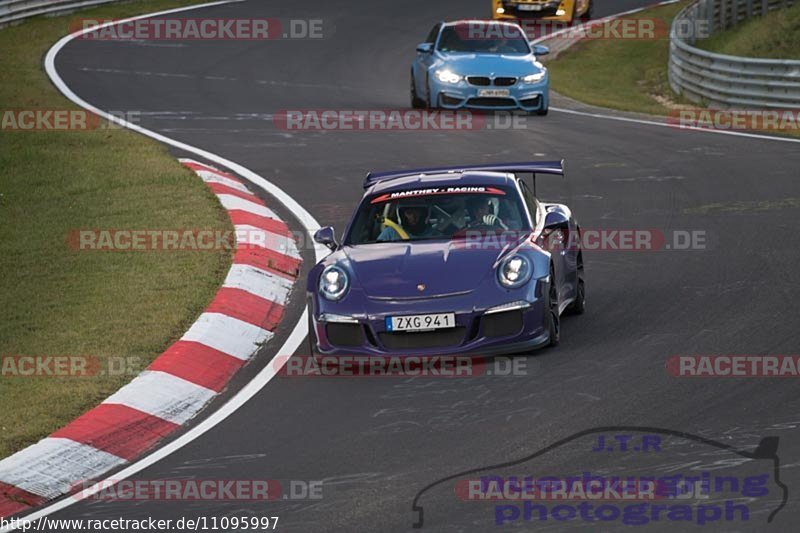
[307,161,585,356]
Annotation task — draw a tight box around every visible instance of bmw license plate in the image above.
[385,313,455,332]
[518,4,543,10]
[478,89,510,97]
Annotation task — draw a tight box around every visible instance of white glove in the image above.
[483,214,508,230]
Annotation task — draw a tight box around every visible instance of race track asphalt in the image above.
[47,0,800,530]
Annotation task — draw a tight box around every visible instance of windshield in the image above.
[344,186,530,245]
[437,24,531,54]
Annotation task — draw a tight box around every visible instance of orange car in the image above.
[492,0,593,23]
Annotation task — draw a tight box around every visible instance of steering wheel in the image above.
[453,224,496,239]
[433,205,466,233]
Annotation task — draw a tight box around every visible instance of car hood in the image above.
[340,239,523,299]
[437,53,543,77]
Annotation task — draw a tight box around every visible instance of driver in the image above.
[467,197,506,229]
[377,204,434,241]
[489,33,524,54]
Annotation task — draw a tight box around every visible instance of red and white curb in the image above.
[0,159,301,518]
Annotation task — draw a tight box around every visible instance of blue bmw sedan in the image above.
[411,20,550,115]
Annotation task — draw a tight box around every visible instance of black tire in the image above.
[566,252,586,315]
[525,105,548,116]
[582,0,594,21]
[426,79,438,110]
[545,265,560,347]
[411,73,425,109]
[307,307,319,356]
[566,277,586,315]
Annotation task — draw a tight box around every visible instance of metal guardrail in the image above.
[0,0,122,27]
[669,0,800,109]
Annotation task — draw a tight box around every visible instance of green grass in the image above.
[0,0,232,459]
[547,1,691,115]
[696,2,800,59]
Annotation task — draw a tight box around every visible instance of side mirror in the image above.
[533,44,550,56]
[542,211,569,252]
[313,226,339,251]
[544,210,568,230]
[416,42,433,54]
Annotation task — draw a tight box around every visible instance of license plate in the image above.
[478,89,510,97]
[385,313,456,332]
[518,4,543,10]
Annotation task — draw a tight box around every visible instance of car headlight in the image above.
[523,71,547,84]
[498,255,532,288]
[435,69,462,84]
[319,265,349,301]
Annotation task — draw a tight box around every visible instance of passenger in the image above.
[377,204,433,241]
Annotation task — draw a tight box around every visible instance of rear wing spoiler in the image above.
[363,160,565,194]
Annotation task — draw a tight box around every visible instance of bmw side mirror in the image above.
[533,44,550,56]
[416,42,433,54]
[314,226,339,251]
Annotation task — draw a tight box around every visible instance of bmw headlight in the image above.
[319,265,349,301]
[498,255,532,288]
[523,71,547,84]
[435,69,462,84]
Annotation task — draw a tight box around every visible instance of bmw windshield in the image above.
[344,185,531,245]
[436,24,531,54]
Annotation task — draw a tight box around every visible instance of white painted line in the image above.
[551,106,800,144]
[235,223,301,259]
[102,371,217,426]
[0,438,126,500]
[218,194,280,219]
[224,263,294,304]
[180,312,273,361]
